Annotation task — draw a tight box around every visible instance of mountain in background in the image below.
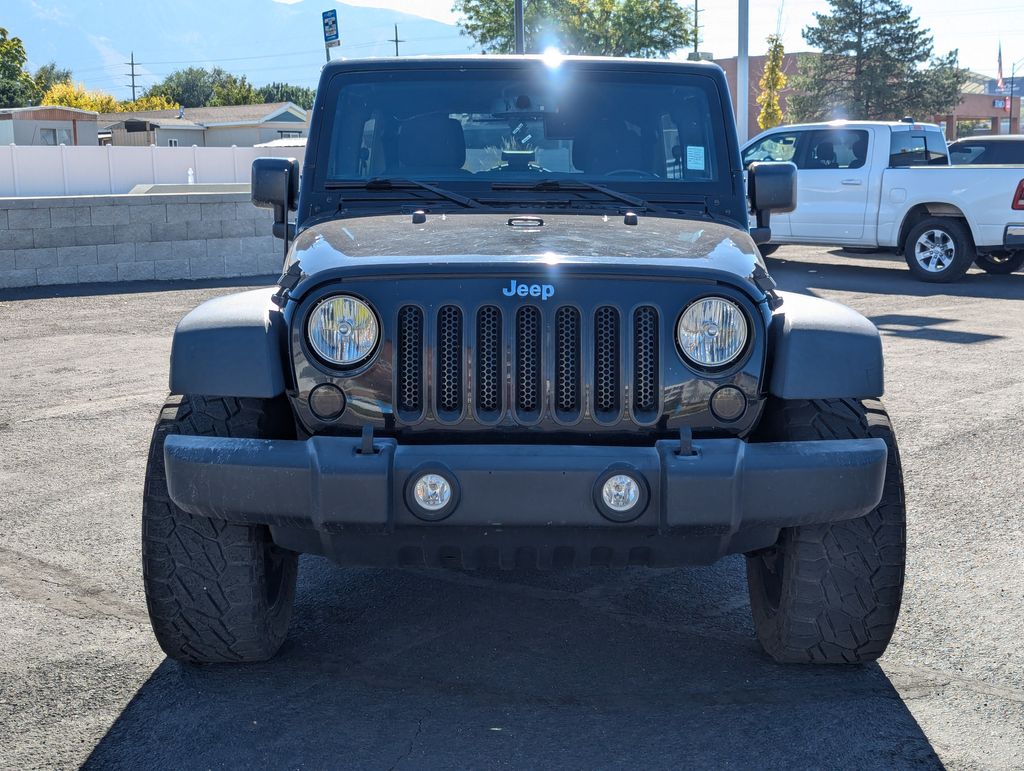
[10,0,475,97]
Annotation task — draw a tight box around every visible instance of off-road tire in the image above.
[142,395,299,664]
[903,217,975,283]
[746,399,906,664]
[974,251,1024,275]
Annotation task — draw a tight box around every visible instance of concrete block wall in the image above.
[0,192,283,289]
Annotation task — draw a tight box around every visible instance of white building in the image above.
[99,102,308,147]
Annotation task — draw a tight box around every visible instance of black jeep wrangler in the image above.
[143,56,905,665]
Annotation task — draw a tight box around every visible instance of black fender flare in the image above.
[766,291,884,399]
[169,287,287,398]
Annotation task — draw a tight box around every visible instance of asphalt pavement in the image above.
[0,246,1022,770]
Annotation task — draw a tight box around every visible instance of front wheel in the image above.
[903,217,975,282]
[975,251,1024,275]
[142,395,299,664]
[746,399,906,664]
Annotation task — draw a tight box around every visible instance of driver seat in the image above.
[572,119,646,175]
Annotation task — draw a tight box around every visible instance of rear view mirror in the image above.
[747,161,797,244]
[252,157,299,241]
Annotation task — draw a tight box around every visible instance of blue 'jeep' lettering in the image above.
[502,279,555,300]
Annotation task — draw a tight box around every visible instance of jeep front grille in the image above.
[436,305,463,416]
[395,303,659,424]
[515,306,542,416]
[633,306,659,415]
[396,305,423,416]
[555,307,581,414]
[476,305,502,415]
[594,306,620,417]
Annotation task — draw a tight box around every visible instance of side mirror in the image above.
[747,161,797,244]
[252,157,299,242]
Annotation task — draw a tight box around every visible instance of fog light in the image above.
[413,474,452,512]
[308,384,346,420]
[710,385,746,422]
[601,475,641,512]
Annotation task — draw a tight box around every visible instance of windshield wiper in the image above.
[491,179,658,212]
[325,177,483,208]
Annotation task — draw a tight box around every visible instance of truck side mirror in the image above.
[252,157,299,242]
[747,161,797,245]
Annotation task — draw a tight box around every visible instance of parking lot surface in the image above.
[1,246,1022,770]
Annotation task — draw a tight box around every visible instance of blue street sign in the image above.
[323,9,340,47]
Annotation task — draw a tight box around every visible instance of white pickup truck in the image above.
[742,120,1024,282]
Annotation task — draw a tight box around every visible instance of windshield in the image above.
[323,68,725,188]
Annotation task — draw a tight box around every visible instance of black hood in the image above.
[287,212,768,299]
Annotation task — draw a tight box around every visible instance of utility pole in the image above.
[737,0,749,143]
[514,0,525,54]
[389,24,404,57]
[125,51,139,101]
[692,1,700,54]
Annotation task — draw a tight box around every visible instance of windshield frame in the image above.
[298,58,743,226]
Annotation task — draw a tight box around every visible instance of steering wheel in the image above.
[604,169,660,178]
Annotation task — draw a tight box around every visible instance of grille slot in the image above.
[437,305,463,415]
[515,306,542,415]
[633,306,659,414]
[555,307,581,415]
[594,306,620,416]
[476,306,502,415]
[396,305,423,416]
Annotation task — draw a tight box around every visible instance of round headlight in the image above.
[677,297,748,368]
[307,295,379,366]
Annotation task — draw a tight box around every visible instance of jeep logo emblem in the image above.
[502,279,555,300]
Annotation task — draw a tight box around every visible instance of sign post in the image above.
[322,9,340,62]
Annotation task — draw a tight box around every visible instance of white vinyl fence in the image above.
[0,144,301,197]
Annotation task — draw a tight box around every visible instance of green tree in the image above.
[210,73,259,106]
[33,61,72,101]
[756,35,787,130]
[454,0,694,57]
[146,66,229,107]
[258,82,315,110]
[0,27,38,108]
[789,0,966,121]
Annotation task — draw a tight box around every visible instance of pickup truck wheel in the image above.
[903,218,975,282]
[142,395,298,664]
[746,399,906,664]
[974,251,1024,275]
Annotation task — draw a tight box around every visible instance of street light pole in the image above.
[737,0,749,142]
[1011,58,1024,135]
[514,0,525,54]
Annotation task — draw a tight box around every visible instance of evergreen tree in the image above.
[454,0,694,57]
[789,0,965,121]
[756,35,787,130]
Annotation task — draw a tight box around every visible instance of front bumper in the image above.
[163,435,887,565]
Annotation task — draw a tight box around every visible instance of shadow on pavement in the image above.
[869,314,1005,345]
[0,275,276,302]
[767,252,1024,301]
[84,556,941,770]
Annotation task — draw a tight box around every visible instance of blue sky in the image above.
[6,0,1023,99]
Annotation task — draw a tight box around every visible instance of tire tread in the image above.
[142,395,297,664]
[747,398,906,664]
